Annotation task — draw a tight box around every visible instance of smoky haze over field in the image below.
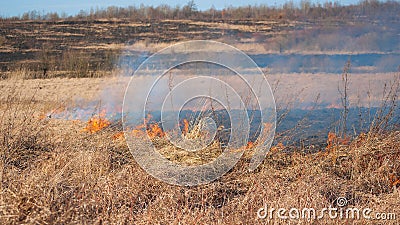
[0,1,398,145]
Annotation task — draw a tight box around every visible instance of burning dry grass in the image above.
[1,99,399,224]
[1,76,399,224]
[83,111,111,134]
[1,114,399,224]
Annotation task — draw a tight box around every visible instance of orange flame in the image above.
[129,114,166,138]
[182,119,189,136]
[390,174,400,188]
[246,141,254,149]
[84,116,111,133]
[129,122,147,138]
[83,110,111,133]
[38,113,47,120]
[270,142,285,152]
[147,123,165,138]
[326,132,337,149]
[326,132,350,150]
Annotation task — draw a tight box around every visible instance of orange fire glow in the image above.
[326,132,350,150]
[83,116,111,133]
[270,142,285,152]
[390,174,400,188]
[326,132,337,149]
[38,113,47,120]
[147,123,165,138]
[182,119,189,136]
[83,110,111,133]
[129,114,166,138]
[246,141,254,149]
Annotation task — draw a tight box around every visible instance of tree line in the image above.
[2,0,399,22]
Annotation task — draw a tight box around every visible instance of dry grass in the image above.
[0,74,399,224]
[1,116,399,224]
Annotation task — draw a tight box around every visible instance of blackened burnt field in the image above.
[0,19,297,74]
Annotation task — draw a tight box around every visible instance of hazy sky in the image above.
[0,0,359,17]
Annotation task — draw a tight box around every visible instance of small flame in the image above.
[147,123,165,138]
[246,141,254,149]
[182,119,189,136]
[37,113,47,120]
[270,142,285,152]
[83,110,111,133]
[326,132,350,150]
[84,117,111,133]
[390,173,400,188]
[129,114,166,138]
[326,132,337,149]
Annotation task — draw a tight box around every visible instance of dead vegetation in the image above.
[0,3,399,220]
[0,70,399,224]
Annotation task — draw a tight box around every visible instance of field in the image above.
[1,3,400,224]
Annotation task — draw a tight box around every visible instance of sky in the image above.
[0,0,359,17]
